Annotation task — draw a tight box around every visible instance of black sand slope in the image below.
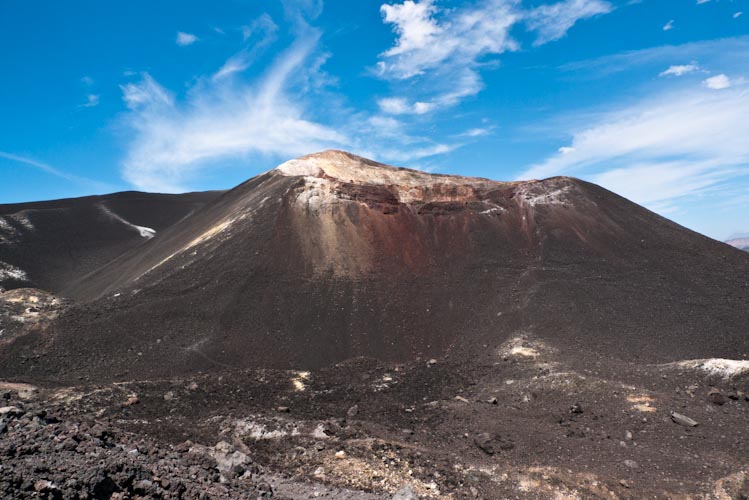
[0,190,223,292]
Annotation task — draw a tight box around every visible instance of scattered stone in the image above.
[392,485,419,500]
[187,381,199,391]
[277,406,290,413]
[426,359,437,367]
[124,395,139,406]
[454,396,470,403]
[473,432,514,455]
[210,441,251,479]
[624,459,639,469]
[257,481,273,498]
[163,391,175,401]
[624,430,633,441]
[486,397,498,405]
[0,406,22,417]
[133,479,154,494]
[619,479,631,489]
[335,450,346,459]
[346,404,359,418]
[708,390,727,406]
[671,412,698,427]
[569,403,584,414]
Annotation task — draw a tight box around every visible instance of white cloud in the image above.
[377,96,433,114]
[663,19,674,31]
[526,0,613,46]
[735,12,743,19]
[458,127,492,137]
[696,0,710,4]
[122,74,173,109]
[703,74,731,90]
[380,0,442,69]
[176,32,198,46]
[375,0,612,114]
[377,0,520,81]
[81,76,94,86]
[120,35,348,192]
[560,37,749,79]
[121,21,450,192]
[80,94,100,108]
[216,15,279,80]
[518,87,749,214]
[0,151,113,191]
[659,64,699,77]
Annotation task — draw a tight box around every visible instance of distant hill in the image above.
[0,190,224,291]
[726,235,749,251]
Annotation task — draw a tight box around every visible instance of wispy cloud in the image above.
[457,127,493,138]
[176,31,198,46]
[518,85,749,215]
[120,35,345,192]
[659,63,699,77]
[80,94,100,108]
[735,12,743,19]
[662,19,674,31]
[375,0,612,114]
[559,36,749,79]
[526,0,613,46]
[215,14,278,80]
[0,152,113,191]
[120,5,461,192]
[377,97,433,114]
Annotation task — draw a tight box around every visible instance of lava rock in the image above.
[392,485,420,500]
[473,432,514,455]
[257,481,273,498]
[671,412,698,427]
[346,404,359,418]
[708,390,727,406]
[569,403,584,414]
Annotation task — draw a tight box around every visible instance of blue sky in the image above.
[0,0,747,240]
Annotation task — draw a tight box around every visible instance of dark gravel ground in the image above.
[2,347,748,499]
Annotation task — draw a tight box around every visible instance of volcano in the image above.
[1,150,747,382]
[2,150,749,499]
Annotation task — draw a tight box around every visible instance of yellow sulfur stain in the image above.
[291,371,310,392]
[627,394,657,413]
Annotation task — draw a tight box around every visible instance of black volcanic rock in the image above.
[1,150,748,383]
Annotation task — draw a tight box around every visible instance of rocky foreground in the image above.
[1,341,748,500]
